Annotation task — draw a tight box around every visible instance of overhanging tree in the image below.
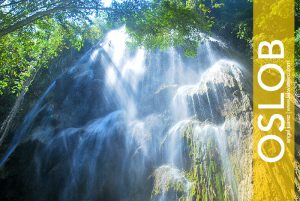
[107,0,224,56]
[0,0,106,37]
[0,0,108,146]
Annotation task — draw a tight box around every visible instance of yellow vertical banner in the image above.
[253,0,294,200]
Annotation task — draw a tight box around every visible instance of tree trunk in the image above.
[0,70,38,146]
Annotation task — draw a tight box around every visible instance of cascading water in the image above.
[0,27,253,201]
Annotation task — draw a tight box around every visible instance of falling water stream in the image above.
[0,27,252,201]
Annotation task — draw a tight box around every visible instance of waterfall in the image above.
[0,27,252,201]
[0,81,56,167]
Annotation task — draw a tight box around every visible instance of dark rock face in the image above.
[39,54,115,131]
[1,112,155,201]
[0,140,42,201]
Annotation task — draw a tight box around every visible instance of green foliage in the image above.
[0,0,105,96]
[0,18,62,95]
[107,0,254,57]
[236,22,251,44]
[0,17,103,95]
[296,28,300,77]
[0,0,254,96]
[0,0,103,36]
[211,0,252,53]
[108,0,225,56]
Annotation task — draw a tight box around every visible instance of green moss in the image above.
[181,120,235,201]
[152,166,187,198]
[155,120,236,201]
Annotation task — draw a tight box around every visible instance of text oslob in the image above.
[256,40,287,163]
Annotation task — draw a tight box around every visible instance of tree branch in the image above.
[0,7,65,37]
[0,6,115,38]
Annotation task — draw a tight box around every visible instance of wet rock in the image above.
[176,60,251,124]
[152,165,189,201]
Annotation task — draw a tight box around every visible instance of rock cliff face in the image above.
[152,60,253,201]
[0,28,253,201]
